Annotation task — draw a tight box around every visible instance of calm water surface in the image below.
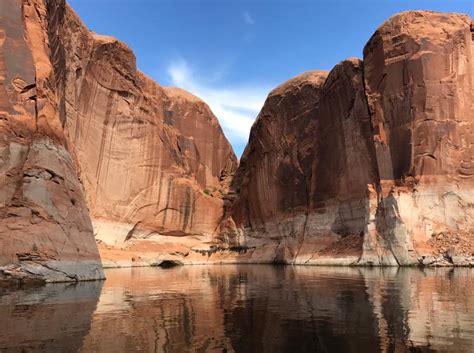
[0,266,473,353]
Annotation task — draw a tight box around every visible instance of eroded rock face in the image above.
[1,3,472,271]
[0,0,237,278]
[0,0,104,283]
[15,0,236,266]
[360,11,474,265]
[53,4,237,258]
[220,60,377,264]
[223,11,474,266]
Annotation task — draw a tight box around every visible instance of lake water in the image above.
[0,266,473,353]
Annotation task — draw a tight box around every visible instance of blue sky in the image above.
[68,0,473,157]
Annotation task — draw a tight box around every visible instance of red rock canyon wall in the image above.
[0,0,104,282]
[54,3,237,260]
[0,2,472,275]
[0,0,237,280]
[222,11,474,266]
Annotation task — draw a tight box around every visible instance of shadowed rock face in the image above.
[226,70,329,240]
[219,60,377,264]
[222,11,474,266]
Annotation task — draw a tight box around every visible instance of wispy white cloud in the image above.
[242,11,255,25]
[166,58,270,154]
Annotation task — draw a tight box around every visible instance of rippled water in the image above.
[0,266,473,353]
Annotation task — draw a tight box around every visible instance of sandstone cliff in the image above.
[0,0,104,283]
[1,2,472,274]
[361,11,474,266]
[52,3,237,265]
[222,11,474,266]
[0,0,237,280]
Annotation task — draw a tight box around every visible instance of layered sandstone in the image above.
[53,4,237,265]
[1,2,472,273]
[1,0,238,275]
[221,11,474,266]
[0,0,104,283]
[54,5,237,253]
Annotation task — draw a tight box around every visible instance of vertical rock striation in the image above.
[1,2,472,271]
[0,0,237,278]
[53,3,237,263]
[223,11,474,266]
[0,0,104,283]
[220,70,329,259]
[221,60,377,264]
[360,11,474,266]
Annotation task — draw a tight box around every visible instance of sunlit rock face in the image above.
[0,0,236,280]
[361,11,474,265]
[1,1,472,271]
[55,2,237,258]
[222,11,474,266]
[0,0,104,283]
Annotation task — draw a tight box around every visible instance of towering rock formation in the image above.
[222,11,474,266]
[0,0,104,283]
[53,3,237,263]
[361,11,474,265]
[221,60,378,264]
[1,0,472,275]
[0,0,237,281]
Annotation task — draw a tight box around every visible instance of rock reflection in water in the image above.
[1,266,473,353]
[0,281,103,352]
